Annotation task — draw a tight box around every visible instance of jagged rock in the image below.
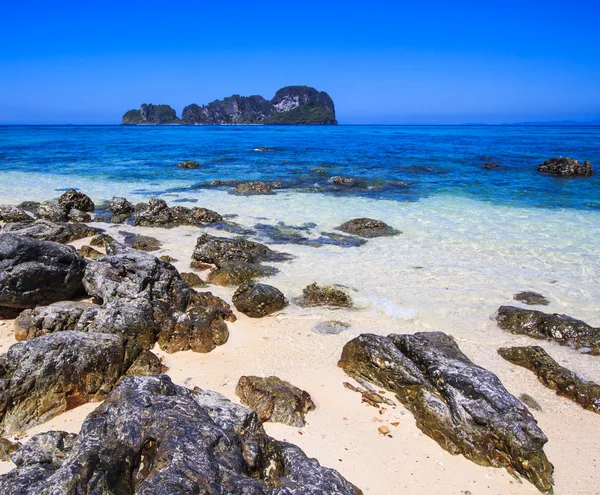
[177,160,201,169]
[0,375,361,494]
[234,181,274,195]
[125,350,164,376]
[16,201,39,214]
[236,375,316,427]
[0,205,32,223]
[335,218,400,238]
[0,437,19,461]
[2,220,103,244]
[496,305,600,354]
[58,189,94,212]
[0,331,126,434]
[514,291,550,306]
[0,234,87,310]
[192,233,291,267]
[76,245,103,259]
[537,157,593,177]
[133,198,172,226]
[296,283,353,308]
[312,320,350,335]
[35,202,68,222]
[499,346,600,414]
[169,205,222,225]
[14,301,94,341]
[207,261,278,286]
[180,272,206,287]
[121,231,162,251]
[338,332,554,493]
[89,233,114,247]
[233,282,287,318]
[109,196,135,216]
[330,176,357,186]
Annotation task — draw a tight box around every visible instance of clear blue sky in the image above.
[1,0,599,124]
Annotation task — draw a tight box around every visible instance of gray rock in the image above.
[109,196,135,216]
[0,205,33,224]
[537,157,593,177]
[67,208,91,223]
[0,375,362,494]
[35,202,69,222]
[234,181,274,195]
[232,282,287,318]
[58,189,94,212]
[338,332,553,494]
[133,198,172,226]
[2,220,103,244]
[335,218,400,238]
[16,202,40,214]
[312,320,350,335]
[14,300,94,341]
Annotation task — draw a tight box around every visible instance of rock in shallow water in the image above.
[312,320,350,335]
[233,282,287,317]
[296,282,353,308]
[0,375,362,495]
[514,291,550,306]
[537,157,593,177]
[335,218,400,238]
[109,196,135,216]
[338,332,554,494]
[207,261,278,286]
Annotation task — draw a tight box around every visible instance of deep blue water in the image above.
[0,125,599,210]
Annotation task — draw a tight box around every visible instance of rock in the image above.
[0,331,126,434]
[520,393,543,412]
[68,208,92,222]
[160,254,177,263]
[11,430,76,467]
[35,202,68,222]
[58,189,94,212]
[315,232,368,248]
[121,231,162,251]
[378,426,390,435]
[207,261,278,286]
[16,201,40,214]
[192,233,291,267]
[483,162,499,169]
[236,375,316,427]
[312,320,350,335]
[180,272,206,287]
[232,282,287,318]
[190,259,213,271]
[0,437,19,461]
[0,234,87,310]
[311,168,327,173]
[498,346,600,414]
[0,375,360,494]
[109,196,135,216]
[537,157,593,177]
[335,218,400,238]
[125,350,164,376]
[177,160,201,169]
[0,205,32,223]
[234,181,274,195]
[14,301,94,341]
[496,305,600,354]
[121,103,181,124]
[2,220,103,244]
[76,244,103,259]
[254,147,274,152]
[514,291,550,306]
[89,233,114,247]
[330,176,357,186]
[338,332,554,493]
[134,199,222,227]
[133,198,172,226]
[297,283,353,308]
[169,205,222,225]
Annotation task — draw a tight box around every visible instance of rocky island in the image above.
[121,86,337,125]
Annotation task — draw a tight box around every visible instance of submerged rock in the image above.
[296,283,353,308]
[537,157,593,177]
[499,346,600,414]
[514,291,550,306]
[0,234,87,310]
[233,282,287,317]
[109,196,135,216]
[207,261,278,286]
[58,189,95,212]
[496,305,600,354]
[234,181,274,195]
[335,218,400,238]
[177,160,201,169]
[338,332,554,493]
[14,300,94,341]
[483,162,500,169]
[2,220,103,244]
[0,205,32,223]
[0,331,126,434]
[330,176,358,186]
[236,375,316,427]
[0,375,361,494]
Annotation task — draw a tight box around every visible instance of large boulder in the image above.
[2,220,103,244]
[0,375,362,495]
[14,300,94,341]
[335,218,400,238]
[537,157,593,177]
[0,331,126,434]
[338,332,554,494]
[0,205,32,224]
[236,375,316,427]
[233,282,287,318]
[496,306,600,354]
[58,189,95,212]
[498,346,600,415]
[0,234,87,310]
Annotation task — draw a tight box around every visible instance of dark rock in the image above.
[180,272,206,287]
[0,375,361,494]
[125,350,164,376]
[514,291,550,306]
[133,198,172,226]
[483,162,500,169]
[330,176,357,186]
[14,300,94,341]
[336,218,400,238]
[234,181,274,195]
[109,196,135,216]
[496,306,600,354]
[35,202,68,222]
[0,307,21,320]
[253,222,314,245]
[12,430,76,467]
[338,332,554,494]
[2,220,103,244]
[16,201,40,214]
[0,205,32,224]
[121,231,162,251]
[89,233,114,247]
[192,233,292,267]
[0,437,19,461]
[315,232,368,248]
[312,320,350,335]
[0,234,87,310]
[134,202,149,212]
[169,205,222,225]
[0,331,126,434]
[58,189,94,212]
[233,282,287,318]
[133,199,221,227]
[207,261,278,286]
[177,160,201,169]
[236,375,316,427]
[499,346,600,414]
[311,168,327,173]
[76,245,103,259]
[68,208,92,223]
[537,157,593,177]
[296,283,353,308]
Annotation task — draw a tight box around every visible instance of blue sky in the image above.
[1,0,599,124]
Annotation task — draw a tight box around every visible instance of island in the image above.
[121,86,337,125]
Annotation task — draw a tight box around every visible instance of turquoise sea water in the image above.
[0,125,598,210]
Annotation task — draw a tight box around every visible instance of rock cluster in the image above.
[134,198,222,227]
[537,157,593,177]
